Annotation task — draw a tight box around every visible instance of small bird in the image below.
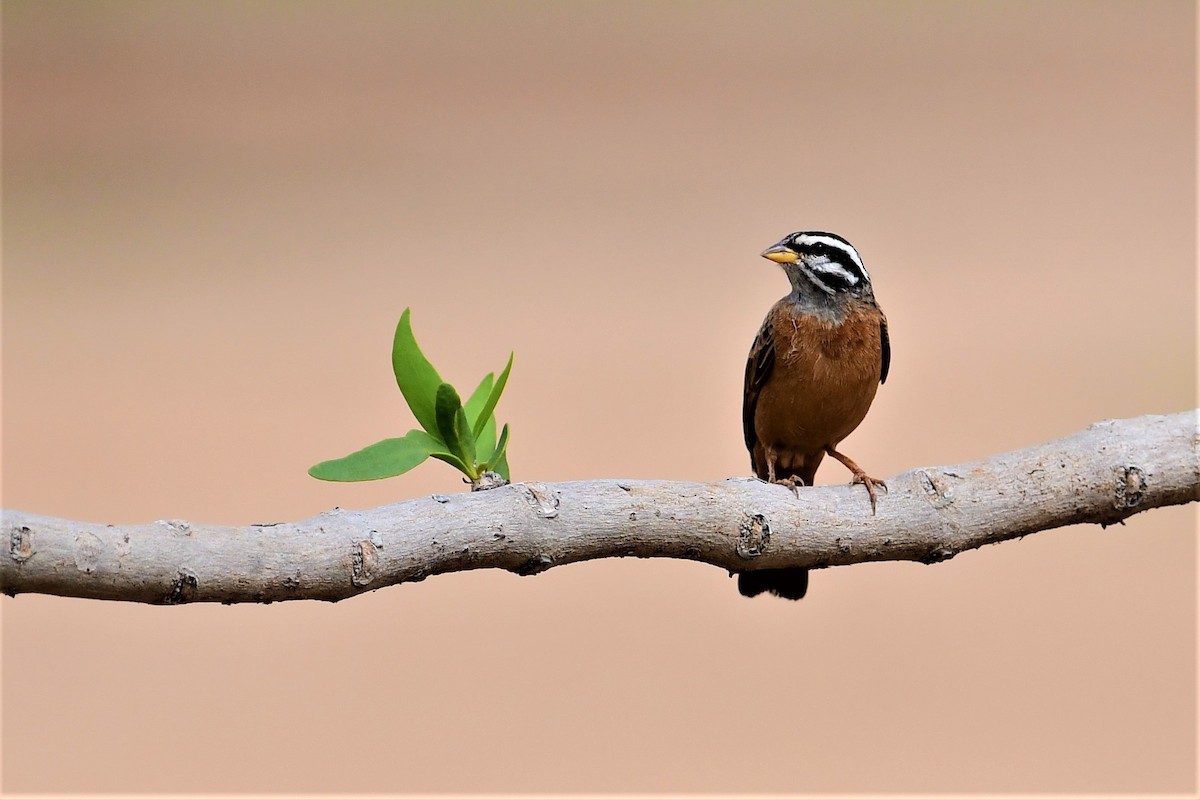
[738,231,890,600]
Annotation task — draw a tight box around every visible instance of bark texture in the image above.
[3,411,1196,605]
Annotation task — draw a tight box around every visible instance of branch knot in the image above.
[1113,465,1147,510]
[737,514,771,559]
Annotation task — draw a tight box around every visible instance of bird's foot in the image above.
[774,475,806,498]
[825,446,887,514]
[850,472,887,514]
[766,451,806,497]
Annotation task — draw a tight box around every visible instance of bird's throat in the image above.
[786,281,849,324]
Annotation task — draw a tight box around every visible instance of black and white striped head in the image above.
[760,231,871,297]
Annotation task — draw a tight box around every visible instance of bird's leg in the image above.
[766,449,804,497]
[825,446,887,513]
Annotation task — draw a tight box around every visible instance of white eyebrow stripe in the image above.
[808,260,859,284]
[793,234,870,280]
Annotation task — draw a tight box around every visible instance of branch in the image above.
[3,412,1196,604]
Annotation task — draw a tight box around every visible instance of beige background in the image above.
[2,1,1196,795]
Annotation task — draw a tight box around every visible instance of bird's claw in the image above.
[773,475,805,498]
[850,473,887,514]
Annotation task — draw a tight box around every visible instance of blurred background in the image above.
[2,1,1195,795]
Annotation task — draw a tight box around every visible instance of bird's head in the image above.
[760,231,872,298]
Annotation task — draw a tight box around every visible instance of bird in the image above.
[738,231,890,600]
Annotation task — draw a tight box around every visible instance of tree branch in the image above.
[3,412,1196,604]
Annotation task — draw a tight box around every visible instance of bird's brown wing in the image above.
[879,315,891,384]
[742,316,775,454]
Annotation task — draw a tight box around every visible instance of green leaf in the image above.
[471,352,513,440]
[428,451,472,475]
[412,429,474,476]
[484,423,510,473]
[476,412,497,463]
[392,309,444,439]
[464,373,498,462]
[464,373,493,428]
[308,430,435,482]
[435,382,477,472]
[493,449,510,482]
[458,371,496,460]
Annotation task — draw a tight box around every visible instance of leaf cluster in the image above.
[309,309,512,485]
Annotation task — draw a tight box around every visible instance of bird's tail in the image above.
[737,567,809,600]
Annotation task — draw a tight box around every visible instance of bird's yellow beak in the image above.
[760,242,799,264]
